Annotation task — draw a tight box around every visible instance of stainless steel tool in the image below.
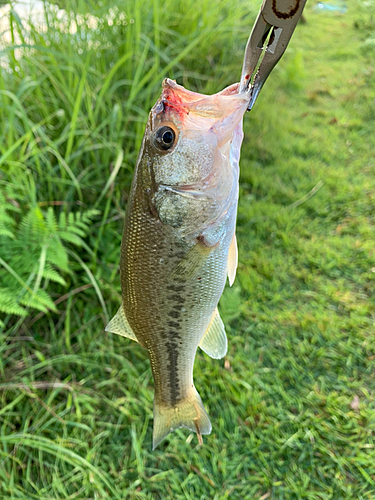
[240,0,307,110]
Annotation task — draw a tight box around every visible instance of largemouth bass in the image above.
[106,79,248,448]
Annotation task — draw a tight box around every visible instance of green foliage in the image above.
[354,0,375,34]
[0,196,99,316]
[1,0,375,499]
[0,189,18,238]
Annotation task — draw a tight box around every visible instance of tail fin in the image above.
[153,386,212,449]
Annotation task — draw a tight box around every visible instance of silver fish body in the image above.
[106,79,248,448]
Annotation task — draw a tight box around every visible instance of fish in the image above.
[106,78,248,449]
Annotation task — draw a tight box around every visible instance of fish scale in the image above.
[106,79,248,448]
[123,189,227,400]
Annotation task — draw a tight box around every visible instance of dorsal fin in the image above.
[227,232,238,286]
[105,304,138,342]
[199,308,227,359]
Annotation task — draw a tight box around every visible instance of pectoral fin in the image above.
[227,233,238,287]
[105,304,138,342]
[199,308,227,359]
[171,239,213,280]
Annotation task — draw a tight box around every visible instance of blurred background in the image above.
[0,0,375,498]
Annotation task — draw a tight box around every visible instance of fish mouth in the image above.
[152,79,249,139]
[161,78,242,104]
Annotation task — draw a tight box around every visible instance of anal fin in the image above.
[105,304,138,343]
[199,307,227,359]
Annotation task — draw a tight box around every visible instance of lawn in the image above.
[1,0,375,498]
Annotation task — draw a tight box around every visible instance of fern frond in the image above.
[58,230,85,246]
[63,225,86,237]
[20,206,47,243]
[0,288,27,316]
[59,212,67,228]
[0,212,16,224]
[46,236,70,272]
[0,229,15,238]
[20,289,57,313]
[46,207,58,233]
[42,264,67,285]
[83,209,100,219]
[0,203,100,318]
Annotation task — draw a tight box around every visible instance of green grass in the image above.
[1,0,375,498]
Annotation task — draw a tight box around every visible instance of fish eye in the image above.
[154,126,176,151]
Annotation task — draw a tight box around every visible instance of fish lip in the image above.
[163,78,242,99]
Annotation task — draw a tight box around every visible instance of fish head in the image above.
[144,79,248,192]
[136,79,248,236]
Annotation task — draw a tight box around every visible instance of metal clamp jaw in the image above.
[240,0,307,110]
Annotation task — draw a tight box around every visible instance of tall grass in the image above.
[0,0,256,325]
[1,1,375,498]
